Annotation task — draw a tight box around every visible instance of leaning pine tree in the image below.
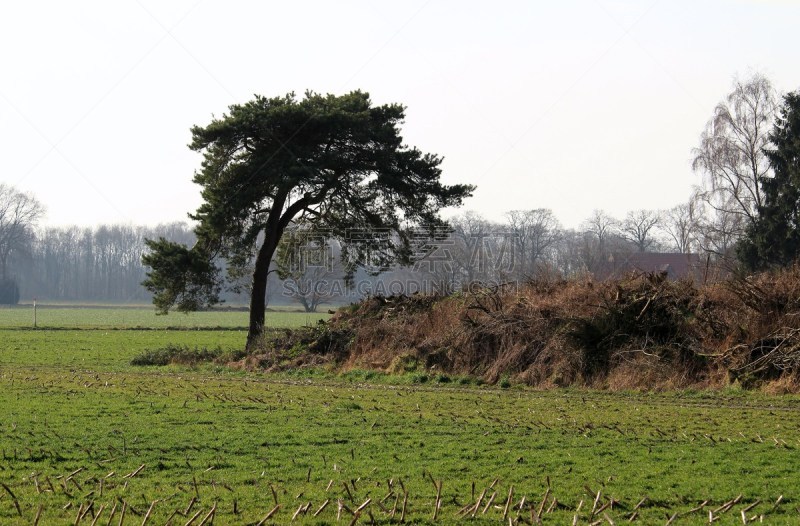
[142,91,474,348]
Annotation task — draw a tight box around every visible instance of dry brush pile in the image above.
[247,266,800,391]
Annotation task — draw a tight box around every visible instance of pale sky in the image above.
[1,1,798,229]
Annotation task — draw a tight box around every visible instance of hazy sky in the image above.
[1,1,798,229]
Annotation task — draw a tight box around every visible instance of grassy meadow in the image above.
[0,304,329,329]
[1,307,800,524]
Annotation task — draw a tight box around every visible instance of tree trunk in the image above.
[0,251,8,281]
[246,190,315,348]
[246,230,281,350]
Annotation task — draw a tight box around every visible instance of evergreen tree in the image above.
[143,91,474,347]
[739,92,800,270]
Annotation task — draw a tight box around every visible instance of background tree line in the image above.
[8,222,196,303]
[0,194,786,308]
[1,73,798,308]
[0,201,709,307]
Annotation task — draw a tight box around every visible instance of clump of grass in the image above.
[131,344,244,366]
[387,353,421,374]
[435,373,451,384]
[411,373,429,384]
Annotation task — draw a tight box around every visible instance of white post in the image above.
[33,298,37,328]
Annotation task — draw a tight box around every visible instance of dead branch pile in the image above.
[247,265,800,391]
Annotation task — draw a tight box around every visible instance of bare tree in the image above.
[0,184,45,282]
[276,224,342,312]
[583,209,617,249]
[280,263,340,312]
[696,196,745,259]
[448,211,495,287]
[660,195,702,254]
[505,209,562,279]
[580,210,619,275]
[619,209,661,252]
[692,73,777,235]
[552,229,590,278]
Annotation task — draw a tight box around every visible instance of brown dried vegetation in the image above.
[248,266,800,391]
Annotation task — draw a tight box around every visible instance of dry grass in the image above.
[249,265,800,392]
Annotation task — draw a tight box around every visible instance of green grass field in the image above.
[0,304,329,329]
[1,308,800,524]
